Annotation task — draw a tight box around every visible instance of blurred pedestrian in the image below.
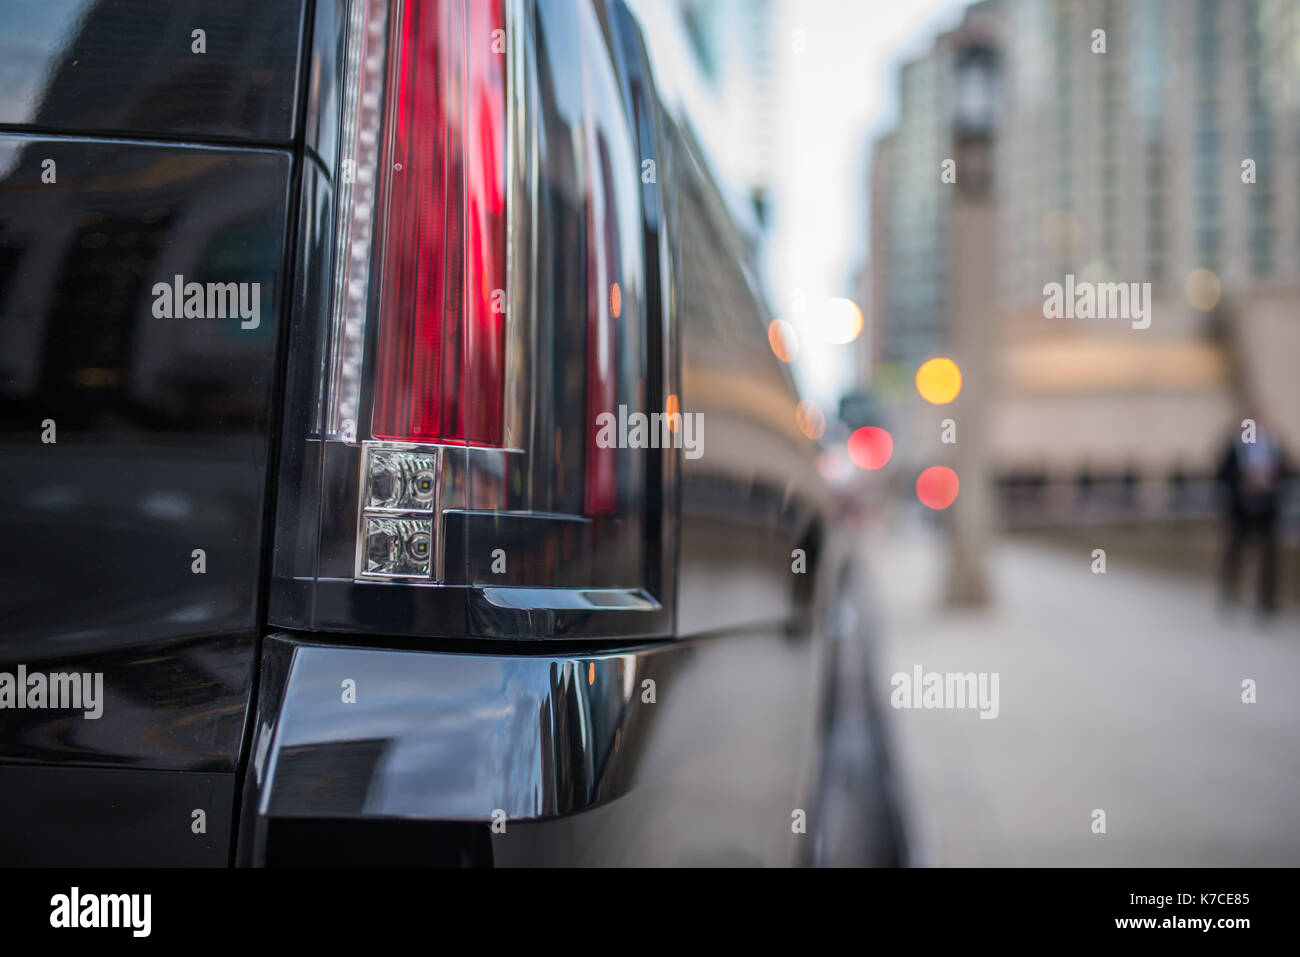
[1217,409,1290,615]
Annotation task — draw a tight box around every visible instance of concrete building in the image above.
[992,0,1300,481]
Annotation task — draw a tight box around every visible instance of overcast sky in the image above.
[767,0,971,408]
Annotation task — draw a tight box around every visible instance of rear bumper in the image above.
[241,634,662,823]
[237,629,824,866]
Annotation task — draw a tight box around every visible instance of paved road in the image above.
[861,521,1300,866]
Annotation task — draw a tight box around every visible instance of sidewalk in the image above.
[862,522,1300,866]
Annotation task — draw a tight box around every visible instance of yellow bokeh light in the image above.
[610,282,622,319]
[665,393,680,433]
[796,399,826,440]
[915,357,962,404]
[819,297,864,345]
[1185,268,1221,311]
[768,319,799,362]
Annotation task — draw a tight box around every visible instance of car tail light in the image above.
[270,0,675,639]
[371,0,507,446]
[321,0,512,585]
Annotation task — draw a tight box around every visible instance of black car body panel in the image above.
[0,136,293,771]
[0,0,305,144]
[0,0,302,864]
[0,764,234,866]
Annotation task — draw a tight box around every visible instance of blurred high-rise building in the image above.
[865,0,1300,494]
[865,1,1002,373]
[993,0,1300,480]
[677,0,778,218]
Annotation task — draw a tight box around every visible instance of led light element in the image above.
[327,0,391,442]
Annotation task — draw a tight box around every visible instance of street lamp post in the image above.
[945,39,998,607]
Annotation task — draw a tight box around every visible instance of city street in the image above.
[865,521,1300,866]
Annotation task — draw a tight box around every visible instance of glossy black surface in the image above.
[667,121,830,634]
[0,137,293,769]
[0,0,305,143]
[240,632,824,866]
[0,765,233,866]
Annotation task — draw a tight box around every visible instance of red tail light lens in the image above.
[372,0,507,446]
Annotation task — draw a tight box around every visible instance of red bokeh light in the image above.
[847,426,893,470]
[916,466,959,509]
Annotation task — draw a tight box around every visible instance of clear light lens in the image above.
[365,447,441,511]
[363,515,434,577]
